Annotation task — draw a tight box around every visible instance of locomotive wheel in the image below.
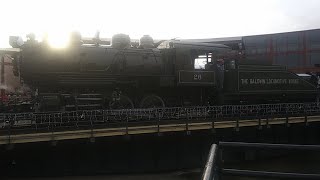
[109,95,134,109]
[140,95,165,108]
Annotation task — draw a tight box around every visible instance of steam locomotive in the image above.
[2,33,318,112]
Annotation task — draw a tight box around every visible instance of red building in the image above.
[0,49,21,99]
[185,29,320,74]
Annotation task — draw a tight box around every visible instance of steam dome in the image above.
[111,34,131,49]
[139,35,154,48]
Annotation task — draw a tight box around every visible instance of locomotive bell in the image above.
[111,34,131,49]
[139,35,154,48]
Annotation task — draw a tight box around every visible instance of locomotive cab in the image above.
[158,40,231,88]
[158,40,233,105]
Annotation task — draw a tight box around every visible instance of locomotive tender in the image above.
[4,33,318,111]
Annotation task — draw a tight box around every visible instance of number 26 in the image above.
[194,74,202,80]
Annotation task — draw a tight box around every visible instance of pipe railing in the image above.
[222,169,320,179]
[202,142,320,180]
[202,144,219,180]
[219,141,320,151]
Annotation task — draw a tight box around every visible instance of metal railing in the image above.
[1,102,320,135]
[202,144,219,180]
[202,142,320,180]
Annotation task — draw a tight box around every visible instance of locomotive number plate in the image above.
[178,70,215,85]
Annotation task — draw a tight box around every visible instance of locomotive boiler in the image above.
[4,33,319,112]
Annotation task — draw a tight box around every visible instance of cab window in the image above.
[194,53,212,69]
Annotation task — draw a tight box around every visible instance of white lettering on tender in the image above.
[241,79,248,84]
[240,78,299,85]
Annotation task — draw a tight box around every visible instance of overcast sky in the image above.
[0,0,319,47]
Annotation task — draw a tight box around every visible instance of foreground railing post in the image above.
[125,112,129,136]
[304,105,309,126]
[6,115,11,145]
[157,109,161,136]
[202,144,219,180]
[211,109,216,133]
[185,108,190,135]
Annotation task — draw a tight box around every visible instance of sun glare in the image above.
[47,33,70,48]
[0,0,319,49]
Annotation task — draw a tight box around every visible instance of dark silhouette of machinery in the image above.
[3,32,318,112]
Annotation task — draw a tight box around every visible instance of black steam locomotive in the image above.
[4,33,318,111]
